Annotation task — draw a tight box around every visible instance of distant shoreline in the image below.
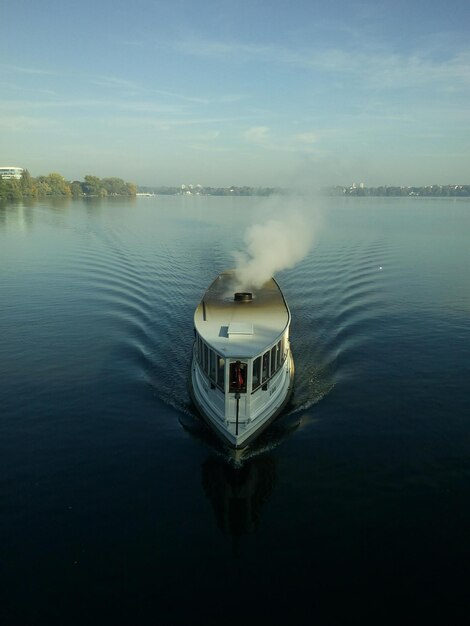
[138,184,470,198]
[2,173,470,202]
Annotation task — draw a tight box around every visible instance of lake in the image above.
[1,195,470,624]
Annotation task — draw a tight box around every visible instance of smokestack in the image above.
[234,292,253,302]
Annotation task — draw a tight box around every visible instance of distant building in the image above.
[0,167,23,180]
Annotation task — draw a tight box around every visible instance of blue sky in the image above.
[1,0,469,187]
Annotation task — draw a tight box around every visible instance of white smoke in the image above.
[232,197,317,291]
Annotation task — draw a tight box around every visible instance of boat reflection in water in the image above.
[202,454,277,543]
[180,407,303,546]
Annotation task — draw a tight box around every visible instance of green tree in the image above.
[0,178,22,201]
[83,175,102,196]
[70,181,83,197]
[45,173,71,196]
[102,177,124,195]
[125,181,137,196]
[20,169,37,197]
[36,178,52,196]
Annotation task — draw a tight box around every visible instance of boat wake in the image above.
[74,207,394,452]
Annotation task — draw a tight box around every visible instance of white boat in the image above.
[190,270,294,448]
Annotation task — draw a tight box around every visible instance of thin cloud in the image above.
[174,38,259,58]
[152,90,247,105]
[243,126,323,155]
[105,115,252,130]
[173,37,302,66]
[171,35,470,91]
[244,126,270,143]
[91,76,142,90]
[90,74,246,107]
[191,130,221,141]
[307,48,470,89]
[0,64,57,76]
[0,82,57,97]
[0,98,187,115]
[188,143,233,154]
[294,132,318,144]
[0,115,61,131]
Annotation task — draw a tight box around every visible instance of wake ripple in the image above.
[283,238,394,412]
[64,213,397,446]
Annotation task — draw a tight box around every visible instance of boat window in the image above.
[262,351,269,383]
[217,356,225,391]
[270,345,277,377]
[209,350,216,382]
[199,338,203,368]
[229,361,247,393]
[203,343,209,374]
[276,341,282,369]
[198,336,202,363]
[252,356,261,392]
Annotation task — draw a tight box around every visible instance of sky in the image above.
[1,0,470,187]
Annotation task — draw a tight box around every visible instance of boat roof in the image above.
[194,270,290,359]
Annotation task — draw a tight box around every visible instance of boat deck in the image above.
[194,270,290,358]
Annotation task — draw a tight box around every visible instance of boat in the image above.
[189,270,294,448]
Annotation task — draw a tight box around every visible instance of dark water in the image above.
[1,196,470,624]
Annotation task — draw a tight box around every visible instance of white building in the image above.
[0,167,24,180]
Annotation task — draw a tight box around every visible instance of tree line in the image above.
[139,185,282,196]
[0,171,137,201]
[327,185,470,197]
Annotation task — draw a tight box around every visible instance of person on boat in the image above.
[232,361,245,391]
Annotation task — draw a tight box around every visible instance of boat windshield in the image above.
[229,361,247,393]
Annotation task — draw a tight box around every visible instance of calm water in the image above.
[1,196,470,624]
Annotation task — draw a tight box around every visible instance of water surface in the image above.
[1,196,470,624]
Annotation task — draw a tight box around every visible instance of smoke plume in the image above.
[232,198,316,291]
